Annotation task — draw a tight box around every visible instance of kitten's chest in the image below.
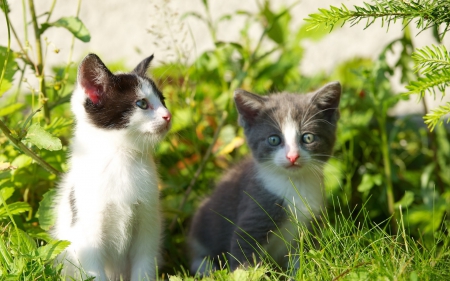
[256,170,324,216]
[70,147,158,204]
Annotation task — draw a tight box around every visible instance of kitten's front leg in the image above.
[63,242,108,281]
[228,197,285,271]
[228,215,274,270]
[130,205,161,281]
[58,194,108,280]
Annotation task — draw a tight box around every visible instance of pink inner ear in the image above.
[84,85,101,104]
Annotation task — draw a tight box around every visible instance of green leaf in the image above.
[41,17,91,42]
[27,230,54,243]
[0,1,10,14]
[37,240,70,261]
[25,123,62,151]
[36,189,57,231]
[394,191,415,209]
[181,11,205,22]
[0,202,31,219]
[412,45,450,75]
[405,70,450,97]
[9,229,36,255]
[11,154,32,169]
[0,103,25,117]
[0,187,14,202]
[218,14,232,22]
[407,201,447,233]
[357,174,382,192]
[0,232,13,268]
[0,46,18,95]
[261,2,290,45]
[423,102,450,131]
[297,22,336,42]
[171,108,192,133]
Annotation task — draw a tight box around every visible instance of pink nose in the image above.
[287,153,299,164]
[162,112,171,123]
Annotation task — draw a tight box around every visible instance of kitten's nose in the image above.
[162,112,171,123]
[287,153,299,164]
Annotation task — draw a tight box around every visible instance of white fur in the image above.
[282,113,300,163]
[53,78,170,281]
[256,114,325,267]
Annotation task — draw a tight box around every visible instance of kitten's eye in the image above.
[302,133,315,144]
[136,99,149,109]
[267,135,282,146]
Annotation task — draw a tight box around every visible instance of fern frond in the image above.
[305,0,450,40]
[423,102,450,131]
[412,45,450,75]
[406,70,450,97]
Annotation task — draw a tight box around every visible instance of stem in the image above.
[57,0,81,101]
[10,23,37,72]
[0,0,11,98]
[378,113,397,233]
[168,111,228,231]
[45,0,57,22]
[22,0,28,42]
[28,0,51,124]
[332,262,371,281]
[14,64,27,102]
[0,119,61,176]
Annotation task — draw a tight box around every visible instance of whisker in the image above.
[302,107,339,128]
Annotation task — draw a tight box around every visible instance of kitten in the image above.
[188,82,341,273]
[52,54,171,281]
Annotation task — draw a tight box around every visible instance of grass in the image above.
[2,194,449,280]
[164,199,450,281]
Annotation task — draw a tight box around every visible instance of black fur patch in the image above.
[83,73,140,129]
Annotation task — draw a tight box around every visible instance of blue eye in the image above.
[136,99,149,109]
[302,133,315,144]
[267,135,281,146]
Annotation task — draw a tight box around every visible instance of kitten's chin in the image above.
[266,162,304,174]
[282,164,304,174]
[284,163,302,170]
[137,123,171,140]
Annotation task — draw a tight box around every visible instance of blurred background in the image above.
[2,0,448,113]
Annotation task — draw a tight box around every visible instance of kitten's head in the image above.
[234,82,341,175]
[72,53,171,145]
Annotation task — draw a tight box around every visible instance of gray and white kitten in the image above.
[52,54,171,281]
[188,82,341,273]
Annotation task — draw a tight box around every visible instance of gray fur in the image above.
[69,187,77,227]
[188,82,341,273]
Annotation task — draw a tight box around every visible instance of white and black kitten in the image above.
[52,54,171,281]
[188,82,341,273]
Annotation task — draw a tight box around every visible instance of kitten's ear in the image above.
[234,89,267,127]
[133,54,154,77]
[78,54,114,104]
[313,81,341,122]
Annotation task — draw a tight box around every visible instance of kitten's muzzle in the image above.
[286,152,299,164]
[161,111,171,123]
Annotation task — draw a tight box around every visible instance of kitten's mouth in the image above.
[154,123,171,134]
[285,163,302,170]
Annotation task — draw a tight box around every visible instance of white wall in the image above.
[1,0,446,114]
